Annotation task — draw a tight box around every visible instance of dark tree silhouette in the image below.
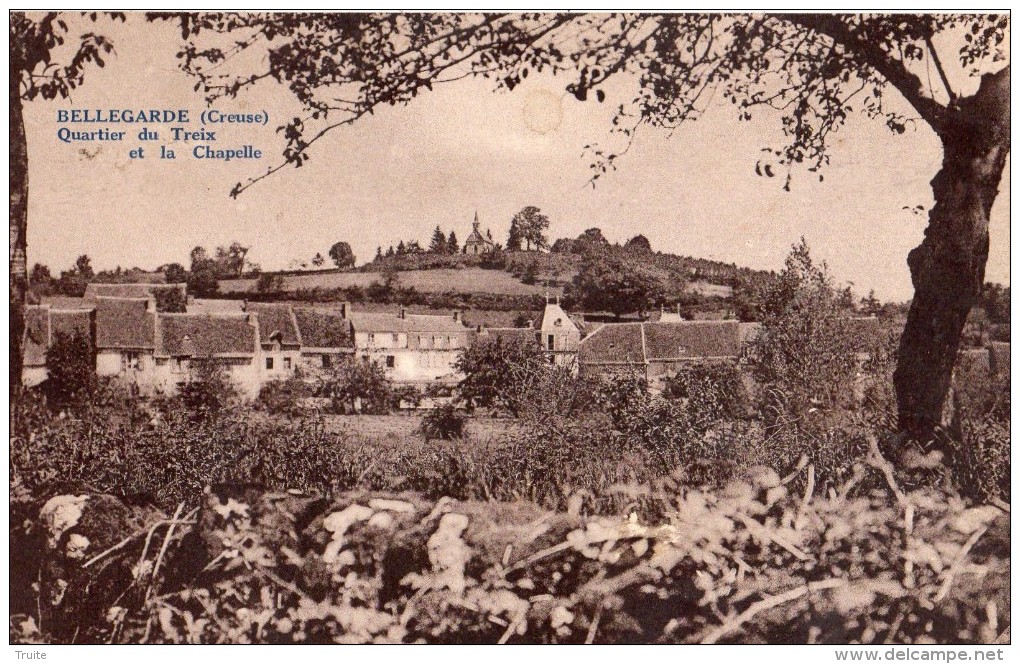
[165,12,1009,448]
[10,11,122,400]
[328,241,356,269]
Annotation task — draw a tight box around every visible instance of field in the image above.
[220,267,559,296]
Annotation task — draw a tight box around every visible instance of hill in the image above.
[219,248,766,311]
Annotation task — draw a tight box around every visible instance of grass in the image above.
[220,268,556,296]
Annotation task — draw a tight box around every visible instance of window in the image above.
[392,333,399,344]
[386,355,395,368]
[368,333,376,344]
[173,358,186,373]
[284,357,292,370]
[547,335,555,351]
[266,357,274,370]
[420,335,430,348]
[123,352,140,370]
[677,345,688,355]
[322,355,332,369]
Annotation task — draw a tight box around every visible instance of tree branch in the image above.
[782,14,947,132]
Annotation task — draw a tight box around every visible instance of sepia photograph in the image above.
[8,9,1011,650]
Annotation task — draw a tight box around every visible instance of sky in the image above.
[22,14,1009,302]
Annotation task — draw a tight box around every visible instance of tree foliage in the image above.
[564,252,666,318]
[328,241,356,269]
[43,330,96,407]
[321,358,393,414]
[509,206,550,251]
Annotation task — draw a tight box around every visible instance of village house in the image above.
[153,312,261,397]
[247,302,303,380]
[462,212,495,254]
[539,300,582,367]
[348,307,471,386]
[94,296,157,389]
[22,304,95,386]
[577,320,744,387]
[293,305,355,372]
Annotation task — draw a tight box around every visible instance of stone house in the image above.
[22,304,95,386]
[247,303,303,380]
[293,306,355,372]
[94,297,157,389]
[152,312,261,397]
[577,320,743,387]
[349,307,471,386]
[539,301,582,367]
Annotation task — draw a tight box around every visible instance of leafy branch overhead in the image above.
[157,13,1008,195]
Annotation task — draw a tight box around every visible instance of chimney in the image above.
[398,306,406,320]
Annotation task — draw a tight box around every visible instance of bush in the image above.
[320,358,393,414]
[418,403,467,441]
[43,330,97,407]
[256,376,313,415]
[176,360,239,420]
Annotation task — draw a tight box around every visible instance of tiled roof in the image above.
[51,309,93,344]
[187,298,246,314]
[349,311,468,334]
[24,306,95,367]
[95,297,155,349]
[643,321,741,360]
[40,296,95,310]
[85,282,186,300]
[540,303,579,334]
[579,320,742,365]
[480,327,539,345]
[24,306,50,367]
[578,323,645,365]
[156,314,256,358]
[247,303,300,347]
[293,308,353,350]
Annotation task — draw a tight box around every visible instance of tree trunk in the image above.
[10,72,28,404]
[894,66,1010,446]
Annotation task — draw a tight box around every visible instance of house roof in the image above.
[156,313,256,358]
[643,320,741,360]
[349,311,468,334]
[578,322,645,365]
[95,297,155,350]
[246,302,301,347]
[40,296,95,310]
[187,298,246,314]
[293,308,353,350]
[479,327,539,345]
[24,306,95,368]
[540,302,579,335]
[24,306,50,367]
[51,309,93,343]
[85,282,186,300]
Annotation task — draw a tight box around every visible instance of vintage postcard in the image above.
[9,10,1010,651]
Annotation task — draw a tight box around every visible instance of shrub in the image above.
[43,330,97,407]
[419,403,467,441]
[320,358,393,414]
[662,361,750,428]
[176,360,239,420]
[256,376,313,415]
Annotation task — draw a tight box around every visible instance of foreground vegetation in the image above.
[10,244,1009,644]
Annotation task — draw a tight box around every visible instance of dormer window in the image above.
[678,345,688,355]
